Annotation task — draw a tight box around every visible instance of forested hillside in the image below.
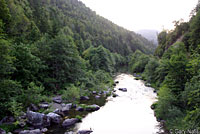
[129,2,200,131]
[0,0,156,125]
[2,0,200,133]
[1,0,155,56]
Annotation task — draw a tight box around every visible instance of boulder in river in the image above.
[115,81,119,84]
[18,119,26,128]
[64,131,74,134]
[0,116,15,125]
[39,102,49,109]
[66,103,73,109]
[62,118,79,128]
[112,93,118,97]
[26,111,50,127]
[19,129,41,134]
[29,104,39,112]
[92,91,97,94]
[80,96,89,100]
[41,128,48,133]
[0,128,6,134]
[76,106,84,111]
[13,129,23,134]
[53,109,64,117]
[133,73,141,77]
[62,106,70,115]
[103,91,110,96]
[77,130,93,134]
[52,96,62,104]
[47,112,62,124]
[85,104,100,111]
[95,95,100,99]
[118,88,127,92]
[145,83,151,87]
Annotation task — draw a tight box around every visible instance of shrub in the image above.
[62,84,80,103]
[21,82,44,107]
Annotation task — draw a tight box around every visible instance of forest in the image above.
[0,0,200,133]
[0,0,155,131]
[129,1,200,131]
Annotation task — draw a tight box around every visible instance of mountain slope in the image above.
[0,0,157,122]
[6,0,156,55]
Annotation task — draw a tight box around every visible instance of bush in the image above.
[0,80,22,118]
[62,84,80,103]
[8,99,23,118]
[75,115,82,121]
[21,82,44,107]
[155,85,176,120]
[129,50,150,73]
[143,58,160,83]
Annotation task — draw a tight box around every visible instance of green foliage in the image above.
[21,82,44,107]
[142,57,160,83]
[8,100,23,118]
[62,84,80,103]
[78,69,113,94]
[93,70,113,91]
[184,73,200,109]
[0,19,4,33]
[0,80,22,118]
[83,45,115,73]
[0,123,18,133]
[182,73,200,129]
[189,9,200,50]
[12,43,44,87]
[154,31,167,57]
[129,50,150,73]
[184,108,200,129]
[133,13,200,131]
[186,48,200,76]
[0,0,154,124]
[34,33,86,91]
[4,0,155,55]
[155,85,176,120]
[0,0,11,32]
[152,6,200,131]
[0,39,15,78]
[155,22,189,58]
[75,115,82,121]
[47,33,85,87]
[39,107,54,115]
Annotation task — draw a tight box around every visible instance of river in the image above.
[73,74,160,134]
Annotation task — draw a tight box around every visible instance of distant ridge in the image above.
[136,29,160,46]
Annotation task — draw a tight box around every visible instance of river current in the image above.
[73,74,160,134]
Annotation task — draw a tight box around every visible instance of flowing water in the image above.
[74,74,160,134]
[48,74,161,134]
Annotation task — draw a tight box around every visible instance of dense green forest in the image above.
[0,0,156,126]
[1,0,200,133]
[129,2,200,131]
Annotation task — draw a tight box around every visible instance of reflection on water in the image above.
[74,74,160,134]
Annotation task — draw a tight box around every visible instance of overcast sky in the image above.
[80,0,198,31]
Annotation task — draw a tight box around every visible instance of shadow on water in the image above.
[47,94,108,134]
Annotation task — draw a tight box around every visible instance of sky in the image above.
[80,0,198,31]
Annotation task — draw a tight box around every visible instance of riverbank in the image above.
[72,74,160,134]
[0,74,162,134]
[0,79,115,134]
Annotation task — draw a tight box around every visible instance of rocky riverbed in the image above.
[0,74,162,134]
